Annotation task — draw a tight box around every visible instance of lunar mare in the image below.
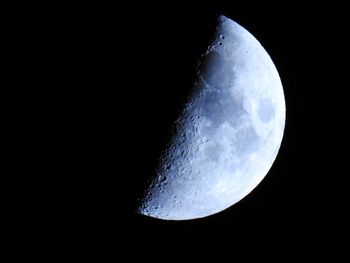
[138,15,285,220]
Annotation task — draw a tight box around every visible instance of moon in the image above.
[137,15,286,220]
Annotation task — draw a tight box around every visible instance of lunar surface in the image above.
[137,15,286,220]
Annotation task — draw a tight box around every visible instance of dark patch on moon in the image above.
[258,98,275,123]
[204,142,223,162]
[197,86,246,132]
[201,51,235,87]
[234,125,260,155]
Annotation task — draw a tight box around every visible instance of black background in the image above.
[67,2,313,244]
[17,1,337,256]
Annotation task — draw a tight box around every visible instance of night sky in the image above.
[27,1,330,256]
[109,2,314,240]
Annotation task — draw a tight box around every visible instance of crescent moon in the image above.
[137,15,286,220]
